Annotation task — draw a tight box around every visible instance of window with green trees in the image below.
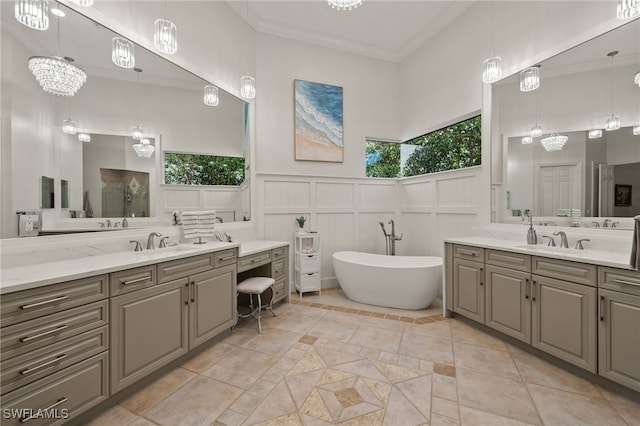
[164,152,245,186]
[365,115,481,178]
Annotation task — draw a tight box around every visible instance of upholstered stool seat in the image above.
[236,277,276,333]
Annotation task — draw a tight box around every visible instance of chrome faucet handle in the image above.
[105,219,111,228]
[159,236,169,248]
[542,235,556,246]
[130,240,143,252]
[575,239,590,250]
[223,232,232,242]
[612,222,619,228]
[395,232,403,241]
[146,232,162,250]
[99,222,105,228]
[591,222,600,228]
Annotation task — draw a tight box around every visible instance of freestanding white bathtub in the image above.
[332,251,442,310]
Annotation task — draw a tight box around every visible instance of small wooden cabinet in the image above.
[294,232,321,297]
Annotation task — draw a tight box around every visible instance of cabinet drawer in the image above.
[296,271,320,292]
[1,326,108,395]
[599,267,640,296]
[533,257,596,286]
[214,249,237,268]
[453,244,485,262]
[298,254,320,271]
[1,300,109,360]
[486,249,531,272]
[272,246,287,261]
[157,254,214,283]
[110,265,156,295]
[0,352,108,425]
[238,251,272,273]
[1,275,108,328]
[272,259,286,279]
[273,279,287,301]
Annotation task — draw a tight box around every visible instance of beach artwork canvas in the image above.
[294,80,343,162]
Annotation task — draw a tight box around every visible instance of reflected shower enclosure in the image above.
[100,169,150,218]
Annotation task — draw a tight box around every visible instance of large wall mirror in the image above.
[492,19,640,230]
[1,1,249,238]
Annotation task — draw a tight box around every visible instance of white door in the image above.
[536,164,580,216]
[598,164,615,217]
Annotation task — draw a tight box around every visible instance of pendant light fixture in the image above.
[521,136,533,145]
[635,71,640,87]
[133,138,155,158]
[482,2,502,84]
[541,134,568,152]
[204,85,219,107]
[605,51,620,131]
[617,0,640,19]
[15,0,49,30]
[530,123,543,138]
[520,65,540,92]
[154,0,177,55]
[78,132,91,142]
[112,37,135,69]
[240,0,256,100]
[62,99,76,134]
[327,0,363,11]
[633,125,640,135]
[588,129,603,139]
[68,0,93,6]
[132,68,144,141]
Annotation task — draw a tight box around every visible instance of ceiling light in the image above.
[78,133,90,142]
[482,57,502,84]
[635,71,640,87]
[240,75,256,99]
[112,37,135,69]
[133,138,155,158]
[154,18,177,54]
[68,0,93,6]
[204,85,219,106]
[50,7,64,17]
[328,0,364,11]
[520,66,540,92]
[617,0,640,19]
[62,119,76,134]
[588,129,603,139]
[605,51,620,131]
[132,68,144,140]
[28,56,86,96]
[633,125,640,135]
[541,134,568,152]
[530,123,543,138]
[132,126,144,141]
[521,136,532,145]
[15,0,49,30]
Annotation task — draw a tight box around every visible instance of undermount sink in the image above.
[160,244,199,252]
[515,245,584,254]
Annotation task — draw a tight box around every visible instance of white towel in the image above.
[630,215,640,270]
[180,211,216,240]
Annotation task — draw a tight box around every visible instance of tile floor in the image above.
[82,291,640,426]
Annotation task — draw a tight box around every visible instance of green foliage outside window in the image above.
[164,152,245,186]
[365,115,481,178]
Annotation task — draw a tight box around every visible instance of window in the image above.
[366,115,481,178]
[164,152,245,186]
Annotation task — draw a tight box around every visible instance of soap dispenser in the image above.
[526,214,538,245]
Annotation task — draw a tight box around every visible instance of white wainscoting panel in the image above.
[400,179,433,209]
[436,175,477,209]
[264,180,311,210]
[359,182,397,210]
[358,212,392,255]
[316,212,356,279]
[400,212,435,256]
[164,188,200,209]
[316,182,354,210]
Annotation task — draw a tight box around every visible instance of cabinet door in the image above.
[531,275,596,372]
[453,258,484,323]
[189,264,236,350]
[485,265,531,343]
[598,289,640,392]
[110,279,188,393]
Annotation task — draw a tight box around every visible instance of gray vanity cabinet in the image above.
[452,245,485,323]
[485,265,531,343]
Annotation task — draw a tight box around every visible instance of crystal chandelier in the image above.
[133,138,155,158]
[605,51,620,131]
[540,134,568,152]
[68,0,93,6]
[328,0,364,11]
[635,71,640,87]
[15,0,49,30]
[28,56,86,97]
[204,85,219,106]
[521,136,533,145]
[633,125,640,135]
[588,129,603,139]
[530,123,543,138]
[240,75,256,99]
[62,119,76,134]
[112,37,135,69]
[617,0,640,19]
[78,133,91,142]
[482,57,502,84]
[154,18,177,54]
[520,66,540,92]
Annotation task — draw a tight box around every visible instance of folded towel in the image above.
[631,215,640,270]
[180,210,216,241]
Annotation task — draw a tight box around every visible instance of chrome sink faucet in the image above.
[146,232,162,250]
[552,231,569,248]
[603,219,611,228]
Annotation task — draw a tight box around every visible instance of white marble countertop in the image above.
[239,240,289,257]
[445,237,634,270]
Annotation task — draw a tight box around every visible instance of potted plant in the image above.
[295,216,307,231]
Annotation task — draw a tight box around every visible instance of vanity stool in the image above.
[236,277,276,333]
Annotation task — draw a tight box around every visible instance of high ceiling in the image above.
[226,0,475,62]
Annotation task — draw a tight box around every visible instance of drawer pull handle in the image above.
[20,295,67,310]
[600,296,605,321]
[251,258,263,263]
[458,249,477,256]
[21,354,67,375]
[613,278,640,286]
[21,397,67,423]
[218,256,235,261]
[274,252,282,257]
[122,276,151,285]
[20,325,68,342]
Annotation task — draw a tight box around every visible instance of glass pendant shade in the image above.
[62,119,76,135]
[530,123,543,138]
[521,136,533,145]
[541,134,568,152]
[632,125,640,135]
[617,0,640,19]
[327,0,363,11]
[482,57,502,84]
[133,138,155,158]
[68,0,93,6]
[240,75,256,99]
[605,115,621,131]
[520,66,540,92]
[203,85,219,106]
[112,37,135,69]
[78,133,91,142]
[15,0,49,30]
[588,129,603,139]
[132,126,144,141]
[635,71,640,87]
[154,18,177,54]
[28,56,86,97]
